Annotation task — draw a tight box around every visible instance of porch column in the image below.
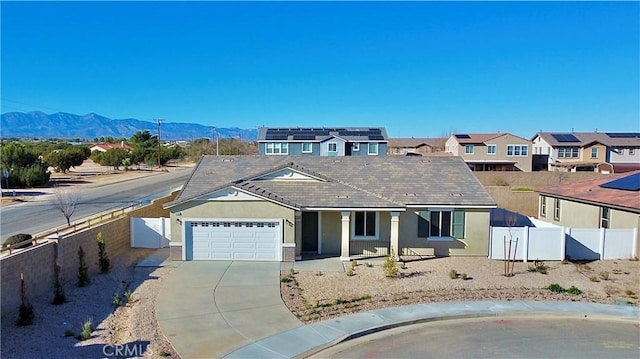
[294,211,302,260]
[340,211,351,261]
[390,212,400,260]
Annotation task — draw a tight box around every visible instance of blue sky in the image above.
[1,1,638,138]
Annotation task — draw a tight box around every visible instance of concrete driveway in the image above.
[156,261,303,358]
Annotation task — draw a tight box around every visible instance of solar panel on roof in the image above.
[455,134,471,139]
[292,134,316,140]
[551,134,580,142]
[606,133,640,139]
[266,134,288,140]
[600,173,640,191]
[369,135,385,140]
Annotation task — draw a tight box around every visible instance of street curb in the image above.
[224,301,639,359]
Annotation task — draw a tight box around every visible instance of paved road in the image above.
[314,316,640,359]
[0,169,190,242]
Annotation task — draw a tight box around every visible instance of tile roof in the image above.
[537,170,640,213]
[166,155,496,210]
[534,132,640,147]
[387,138,445,149]
[451,133,531,145]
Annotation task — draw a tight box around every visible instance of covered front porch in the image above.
[295,210,401,261]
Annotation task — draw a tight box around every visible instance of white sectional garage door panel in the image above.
[190,221,281,261]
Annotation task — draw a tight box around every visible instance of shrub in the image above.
[124,289,133,304]
[598,271,609,281]
[383,252,399,278]
[589,276,600,282]
[528,260,548,274]
[449,269,458,279]
[351,259,358,267]
[547,283,565,293]
[96,232,110,273]
[3,233,32,249]
[461,273,469,280]
[566,286,582,295]
[112,292,121,309]
[16,273,34,326]
[77,246,90,287]
[289,268,296,276]
[364,262,373,268]
[280,277,292,283]
[78,318,93,341]
[52,263,66,305]
[625,289,636,296]
[346,268,355,277]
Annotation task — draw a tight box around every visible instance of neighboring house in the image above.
[444,133,533,172]
[163,155,496,262]
[537,171,639,234]
[387,138,445,155]
[531,132,640,173]
[256,127,388,156]
[89,142,133,152]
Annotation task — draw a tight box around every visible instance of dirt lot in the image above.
[281,257,640,323]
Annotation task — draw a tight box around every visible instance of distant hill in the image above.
[0,111,258,141]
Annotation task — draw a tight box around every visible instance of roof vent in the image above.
[335,195,350,199]
[421,159,431,163]
[332,159,343,163]
[449,193,464,197]
[222,158,233,162]
[404,193,418,197]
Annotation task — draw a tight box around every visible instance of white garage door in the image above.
[189,221,281,261]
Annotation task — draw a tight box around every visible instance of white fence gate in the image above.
[131,218,171,248]
[489,226,637,261]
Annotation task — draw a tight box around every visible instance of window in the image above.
[353,211,377,239]
[265,142,288,155]
[600,207,610,229]
[465,144,474,154]
[487,145,496,155]
[558,147,579,159]
[417,210,465,239]
[507,145,528,157]
[368,142,379,155]
[328,142,337,153]
[352,143,360,151]
[630,148,636,155]
[540,196,547,217]
[554,198,560,220]
[591,147,598,158]
[302,142,312,153]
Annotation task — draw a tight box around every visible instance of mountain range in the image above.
[0,111,258,141]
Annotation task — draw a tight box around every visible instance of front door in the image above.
[302,212,319,253]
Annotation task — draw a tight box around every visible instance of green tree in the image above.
[91,148,129,170]
[0,142,50,188]
[43,146,89,173]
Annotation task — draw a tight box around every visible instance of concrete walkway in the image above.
[225,301,640,358]
[156,261,303,358]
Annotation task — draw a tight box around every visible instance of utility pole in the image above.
[213,127,219,156]
[157,119,162,168]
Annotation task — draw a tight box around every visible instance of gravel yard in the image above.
[281,256,640,323]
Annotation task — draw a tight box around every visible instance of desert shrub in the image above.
[112,292,122,309]
[598,271,609,281]
[78,318,93,341]
[589,276,600,282]
[364,262,373,268]
[280,277,292,283]
[77,246,90,287]
[3,233,32,249]
[461,273,469,280]
[16,273,34,326]
[96,232,110,273]
[528,260,548,274]
[566,286,582,295]
[346,267,355,276]
[547,283,565,293]
[383,252,399,278]
[449,269,458,279]
[124,289,133,304]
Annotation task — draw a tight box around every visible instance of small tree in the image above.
[52,262,66,305]
[16,273,34,326]
[503,213,519,277]
[77,246,90,287]
[97,232,110,273]
[383,251,400,278]
[53,187,79,226]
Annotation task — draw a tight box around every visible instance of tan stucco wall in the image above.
[581,143,607,163]
[445,135,532,171]
[539,195,640,229]
[169,200,295,245]
[320,211,341,254]
[397,209,490,257]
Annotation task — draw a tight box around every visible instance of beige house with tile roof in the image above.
[164,156,496,262]
[387,138,445,155]
[445,133,533,172]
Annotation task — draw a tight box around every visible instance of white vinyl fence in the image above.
[131,218,171,248]
[489,226,637,261]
